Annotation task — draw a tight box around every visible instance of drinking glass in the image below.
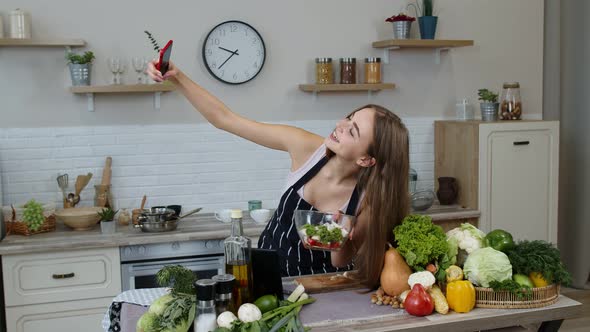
[107,57,120,84]
[117,59,127,85]
[132,57,147,84]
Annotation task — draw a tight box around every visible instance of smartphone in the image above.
[156,40,173,75]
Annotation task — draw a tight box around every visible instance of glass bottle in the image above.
[364,57,381,84]
[224,209,253,309]
[212,274,236,315]
[499,82,522,120]
[194,279,217,332]
[315,58,333,84]
[409,168,418,194]
[339,58,356,84]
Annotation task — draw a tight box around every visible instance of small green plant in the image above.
[144,30,161,53]
[478,89,499,103]
[408,0,435,17]
[97,207,118,222]
[66,51,95,64]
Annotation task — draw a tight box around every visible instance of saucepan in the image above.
[135,207,202,233]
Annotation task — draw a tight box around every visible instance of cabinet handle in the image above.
[513,141,530,146]
[52,272,75,279]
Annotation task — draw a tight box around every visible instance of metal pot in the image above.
[137,208,176,223]
[135,207,202,233]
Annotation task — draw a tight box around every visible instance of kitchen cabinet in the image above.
[2,247,121,332]
[434,120,559,244]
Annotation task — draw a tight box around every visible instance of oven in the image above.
[120,240,225,291]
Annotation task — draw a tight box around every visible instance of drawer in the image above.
[5,296,112,332]
[3,247,121,306]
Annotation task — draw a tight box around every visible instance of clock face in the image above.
[202,20,266,85]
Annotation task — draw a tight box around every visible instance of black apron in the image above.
[258,155,360,276]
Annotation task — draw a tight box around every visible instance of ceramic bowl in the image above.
[294,210,355,252]
[250,209,271,224]
[55,207,103,231]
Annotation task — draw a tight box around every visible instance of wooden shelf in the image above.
[69,83,175,112]
[299,83,396,92]
[372,39,474,49]
[0,38,86,47]
[69,83,175,94]
[371,39,474,64]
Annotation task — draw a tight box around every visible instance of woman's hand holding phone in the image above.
[146,60,178,82]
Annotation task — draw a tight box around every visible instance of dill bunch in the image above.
[156,265,197,295]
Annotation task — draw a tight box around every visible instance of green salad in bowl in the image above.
[294,210,355,251]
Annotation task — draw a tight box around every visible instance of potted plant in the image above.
[408,0,438,39]
[66,51,95,86]
[477,89,499,121]
[385,13,416,40]
[98,207,118,234]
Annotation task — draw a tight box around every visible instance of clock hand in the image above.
[219,47,239,56]
[218,49,239,69]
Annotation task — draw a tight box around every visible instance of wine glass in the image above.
[117,59,127,85]
[107,57,120,85]
[132,57,147,84]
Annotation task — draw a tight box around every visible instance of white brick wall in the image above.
[0,118,437,212]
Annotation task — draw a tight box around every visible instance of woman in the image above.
[147,61,409,289]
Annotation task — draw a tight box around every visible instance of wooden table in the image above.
[302,291,582,332]
[105,287,582,332]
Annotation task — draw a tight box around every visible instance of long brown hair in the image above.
[342,104,410,289]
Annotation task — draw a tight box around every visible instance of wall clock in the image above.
[202,20,266,84]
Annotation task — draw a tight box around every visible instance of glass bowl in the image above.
[411,190,435,211]
[294,210,355,251]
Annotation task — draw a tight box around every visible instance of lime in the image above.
[253,294,278,313]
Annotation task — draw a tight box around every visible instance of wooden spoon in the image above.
[101,156,112,186]
[140,195,147,210]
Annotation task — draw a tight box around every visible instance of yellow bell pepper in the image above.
[529,272,549,287]
[446,280,476,313]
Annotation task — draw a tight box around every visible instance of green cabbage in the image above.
[463,247,512,287]
[149,294,174,316]
[137,312,160,332]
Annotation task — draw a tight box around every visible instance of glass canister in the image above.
[456,98,474,120]
[364,57,381,84]
[315,58,333,84]
[499,82,522,120]
[340,58,356,84]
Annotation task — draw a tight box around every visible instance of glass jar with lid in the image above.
[340,58,356,84]
[315,58,333,84]
[364,57,381,84]
[499,82,522,120]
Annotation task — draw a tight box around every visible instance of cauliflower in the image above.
[408,271,436,290]
[446,223,486,254]
[217,311,238,329]
[237,303,262,323]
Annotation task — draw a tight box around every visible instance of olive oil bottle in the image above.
[224,209,253,309]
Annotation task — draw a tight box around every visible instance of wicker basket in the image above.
[3,204,57,236]
[475,284,560,309]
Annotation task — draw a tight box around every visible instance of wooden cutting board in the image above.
[294,273,364,294]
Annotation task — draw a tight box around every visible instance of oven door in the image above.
[121,256,224,291]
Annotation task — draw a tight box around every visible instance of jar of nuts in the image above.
[499,82,522,120]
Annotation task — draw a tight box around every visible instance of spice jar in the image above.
[340,58,356,84]
[499,82,522,120]
[212,274,236,315]
[315,58,333,84]
[364,57,381,84]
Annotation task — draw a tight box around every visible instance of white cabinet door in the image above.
[5,297,112,332]
[479,122,559,244]
[3,247,121,306]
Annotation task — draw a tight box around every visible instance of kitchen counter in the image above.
[0,205,479,255]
